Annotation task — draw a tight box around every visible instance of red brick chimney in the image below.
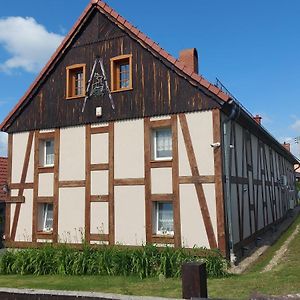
[253,114,262,125]
[179,48,199,74]
[282,142,291,152]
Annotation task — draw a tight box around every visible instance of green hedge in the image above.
[0,244,228,279]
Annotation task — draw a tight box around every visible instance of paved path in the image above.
[230,207,300,274]
[262,224,300,272]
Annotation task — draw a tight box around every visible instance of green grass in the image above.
[0,214,299,299]
[0,275,182,298]
[208,213,300,299]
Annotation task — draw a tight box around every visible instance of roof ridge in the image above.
[95,0,229,102]
[0,0,229,132]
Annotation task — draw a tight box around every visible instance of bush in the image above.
[0,244,228,279]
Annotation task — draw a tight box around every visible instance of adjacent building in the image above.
[0,157,8,237]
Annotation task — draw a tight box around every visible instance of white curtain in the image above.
[45,140,54,166]
[157,203,173,233]
[156,128,172,158]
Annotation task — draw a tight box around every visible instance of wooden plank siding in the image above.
[7,10,219,134]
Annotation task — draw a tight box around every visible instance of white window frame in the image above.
[43,139,54,167]
[41,203,53,232]
[152,127,172,161]
[154,202,174,236]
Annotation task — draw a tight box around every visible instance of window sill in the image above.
[36,231,53,240]
[150,160,173,168]
[111,87,133,93]
[153,233,174,238]
[152,235,175,244]
[37,231,53,235]
[151,157,173,162]
[38,166,54,173]
[66,95,85,100]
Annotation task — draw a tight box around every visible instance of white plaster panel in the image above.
[251,136,258,178]
[115,186,145,245]
[178,118,191,177]
[151,168,172,194]
[12,132,29,183]
[91,171,108,195]
[15,189,33,242]
[38,173,54,197]
[60,126,85,181]
[242,189,251,239]
[58,188,85,243]
[150,115,171,121]
[10,190,18,197]
[230,184,240,244]
[256,185,264,230]
[186,112,215,175]
[180,184,210,248]
[91,133,108,164]
[26,141,34,183]
[203,183,218,242]
[114,119,144,179]
[40,129,55,133]
[10,204,16,233]
[90,202,109,235]
[91,123,109,128]
[234,122,244,177]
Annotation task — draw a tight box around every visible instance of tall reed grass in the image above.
[0,244,227,278]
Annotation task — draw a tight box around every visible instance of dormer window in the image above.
[66,64,86,99]
[110,54,132,92]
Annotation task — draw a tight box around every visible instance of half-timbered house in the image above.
[0,0,298,260]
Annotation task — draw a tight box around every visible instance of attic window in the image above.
[66,64,86,99]
[110,54,132,92]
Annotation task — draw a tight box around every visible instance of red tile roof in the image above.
[0,157,8,201]
[0,0,230,132]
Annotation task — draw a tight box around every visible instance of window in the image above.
[152,127,172,160]
[39,139,54,167]
[153,202,174,235]
[66,64,86,98]
[110,55,132,92]
[38,203,53,232]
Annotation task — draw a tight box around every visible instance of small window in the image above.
[152,127,172,160]
[153,202,174,235]
[110,55,132,92]
[39,139,54,167]
[38,203,53,232]
[66,64,86,98]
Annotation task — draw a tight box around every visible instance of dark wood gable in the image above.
[7,8,220,133]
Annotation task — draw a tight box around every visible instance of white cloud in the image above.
[0,132,7,157]
[0,16,64,73]
[291,119,300,132]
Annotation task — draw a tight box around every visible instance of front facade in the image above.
[1,0,297,258]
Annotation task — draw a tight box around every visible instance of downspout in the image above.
[222,100,240,264]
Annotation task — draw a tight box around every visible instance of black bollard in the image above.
[182,262,208,299]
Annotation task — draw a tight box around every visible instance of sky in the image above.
[0,0,300,158]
